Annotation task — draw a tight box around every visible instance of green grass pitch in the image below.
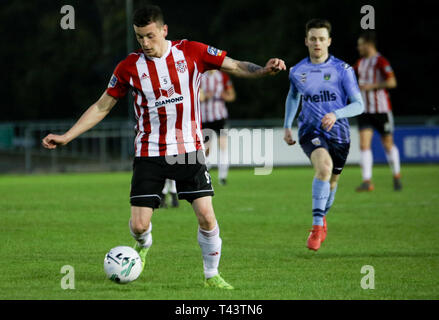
[1,165,438,299]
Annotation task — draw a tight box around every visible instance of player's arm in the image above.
[42,92,117,149]
[220,56,286,78]
[283,83,301,145]
[321,67,364,131]
[221,84,236,102]
[360,57,397,91]
[360,76,397,91]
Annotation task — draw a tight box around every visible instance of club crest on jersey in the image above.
[324,73,331,80]
[207,46,223,57]
[175,60,187,73]
[311,138,321,146]
[108,74,117,88]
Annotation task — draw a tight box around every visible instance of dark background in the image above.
[1,0,437,121]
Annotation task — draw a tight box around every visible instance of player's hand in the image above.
[42,134,69,149]
[283,128,296,146]
[359,83,375,91]
[321,112,337,132]
[264,58,286,75]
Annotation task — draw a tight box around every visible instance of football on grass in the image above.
[104,246,142,284]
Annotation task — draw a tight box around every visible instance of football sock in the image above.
[385,145,401,177]
[198,223,222,279]
[169,179,177,194]
[218,149,229,180]
[325,185,338,215]
[162,180,169,195]
[360,149,373,181]
[312,177,330,226]
[129,220,152,249]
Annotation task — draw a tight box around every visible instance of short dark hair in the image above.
[133,5,164,27]
[359,30,377,46]
[305,18,332,37]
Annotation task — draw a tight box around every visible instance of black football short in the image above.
[357,112,394,135]
[202,119,226,143]
[299,133,350,175]
[130,151,214,209]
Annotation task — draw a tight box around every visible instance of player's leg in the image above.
[129,206,154,270]
[307,147,332,251]
[160,179,170,208]
[357,128,375,191]
[381,134,401,190]
[310,147,332,224]
[325,174,340,215]
[192,196,233,289]
[320,174,339,243]
[218,130,229,185]
[380,112,402,190]
[176,152,232,289]
[129,157,164,270]
[167,179,179,207]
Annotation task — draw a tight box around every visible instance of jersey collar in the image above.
[145,40,171,61]
[307,54,332,66]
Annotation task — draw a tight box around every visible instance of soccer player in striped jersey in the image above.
[200,70,236,185]
[41,5,286,289]
[354,31,402,192]
[283,19,364,251]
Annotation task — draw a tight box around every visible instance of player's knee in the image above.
[382,140,393,152]
[316,164,332,180]
[196,207,216,230]
[131,220,149,235]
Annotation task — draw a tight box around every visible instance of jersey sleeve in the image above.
[106,60,130,99]
[377,56,395,80]
[341,64,361,98]
[185,41,227,73]
[288,67,299,96]
[221,72,232,89]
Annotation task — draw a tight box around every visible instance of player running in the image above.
[200,70,236,185]
[42,5,286,289]
[354,31,402,192]
[283,19,364,251]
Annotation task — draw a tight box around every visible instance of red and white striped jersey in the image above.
[200,70,232,123]
[354,53,395,113]
[106,40,227,157]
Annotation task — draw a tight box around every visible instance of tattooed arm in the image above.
[220,56,286,78]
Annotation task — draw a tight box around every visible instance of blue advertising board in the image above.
[371,126,439,163]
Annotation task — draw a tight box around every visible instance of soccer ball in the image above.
[103,246,142,284]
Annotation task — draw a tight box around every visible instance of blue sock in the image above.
[312,178,330,226]
[325,186,338,215]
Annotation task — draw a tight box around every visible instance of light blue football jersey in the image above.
[289,55,361,143]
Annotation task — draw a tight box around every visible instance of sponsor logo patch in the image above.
[159,85,175,98]
[207,46,223,57]
[108,74,117,88]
